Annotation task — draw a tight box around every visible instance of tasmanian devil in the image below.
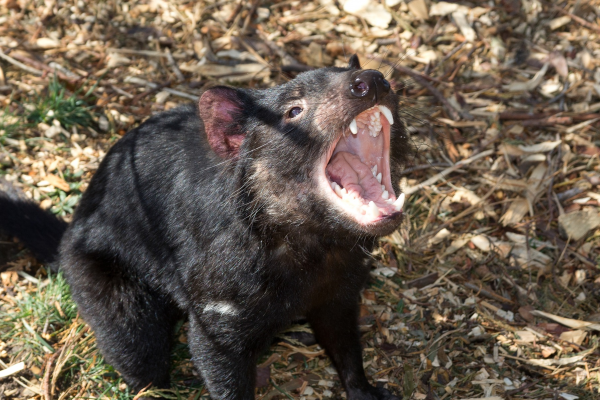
[0,55,411,399]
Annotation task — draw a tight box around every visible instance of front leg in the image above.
[307,301,399,400]
[187,308,274,400]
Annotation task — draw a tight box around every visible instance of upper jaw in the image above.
[317,103,405,231]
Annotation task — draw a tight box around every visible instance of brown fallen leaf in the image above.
[45,174,70,192]
[532,310,600,331]
[518,305,535,323]
[558,208,600,241]
[500,197,529,227]
[559,330,587,346]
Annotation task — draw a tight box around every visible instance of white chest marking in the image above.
[203,301,238,316]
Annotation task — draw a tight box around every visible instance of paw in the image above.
[348,386,400,400]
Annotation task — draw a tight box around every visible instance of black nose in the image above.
[350,70,391,100]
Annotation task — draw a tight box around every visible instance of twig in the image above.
[376,58,468,121]
[165,48,185,82]
[0,48,43,76]
[463,282,514,304]
[268,379,296,400]
[124,76,199,101]
[42,349,63,400]
[404,149,494,195]
[505,381,538,396]
[379,59,446,85]
[539,228,595,267]
[551,4,600,33]
[437,118,486,128]
[107,48,184,58]
[439,42,466,64]
[520,116,572,127]
[400,163,451,175]
[397,65,467,121]
[0,362,25,378]
[241,0,260,35]
[110,84,134,99]
[7,52,80,82]
[499,112,556,120]
[500,111,600,122]
[418,180,504,245]
[132,382,153,400]
[226,0,244,25]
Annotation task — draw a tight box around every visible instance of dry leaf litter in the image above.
[0,0,599,399]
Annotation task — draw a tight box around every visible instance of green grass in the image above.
[0,101,28,149]
[1,271,206,399]
[0,77,96,149]
[26,77,96,131]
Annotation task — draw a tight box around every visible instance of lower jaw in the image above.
[348,210,404,237]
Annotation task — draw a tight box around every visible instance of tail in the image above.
[0,180,67,271]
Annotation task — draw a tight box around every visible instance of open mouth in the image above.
[318,105,405,226]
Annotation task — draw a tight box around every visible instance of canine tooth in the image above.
[371,165,377,175]
[368,201,380,216]
[341,188,347,195]
[376,173,382,183]
[393,193,405,211]
[334,184,343,198]
[349,118,358,134]
[382,190,389,200]
[378,106,394,125]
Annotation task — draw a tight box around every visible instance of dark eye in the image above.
[288,107,303,118]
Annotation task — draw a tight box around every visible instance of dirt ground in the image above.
[1,0,600,399]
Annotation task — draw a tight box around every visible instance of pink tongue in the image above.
[326,152,383,202]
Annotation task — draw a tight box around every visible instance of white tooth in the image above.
[334,184,343,198]
[341,188,347,195]
[349,118,358,134]
[376,173,382,183]
[386,198,394,204]
[371,165,377,175]
[331,182,338,190]
[382,190,389,200]
[381,185,385,191]
[393,193,405,211]
[378,105,394,125]
[368,201,380,217]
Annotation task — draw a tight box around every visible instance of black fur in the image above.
[0,181,67,267]
[0,61,411,399]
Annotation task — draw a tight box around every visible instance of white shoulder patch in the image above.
[203,301,238,316]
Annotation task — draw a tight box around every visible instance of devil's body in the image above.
[0,56,409,399]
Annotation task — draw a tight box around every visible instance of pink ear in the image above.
[199,87,245,159]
